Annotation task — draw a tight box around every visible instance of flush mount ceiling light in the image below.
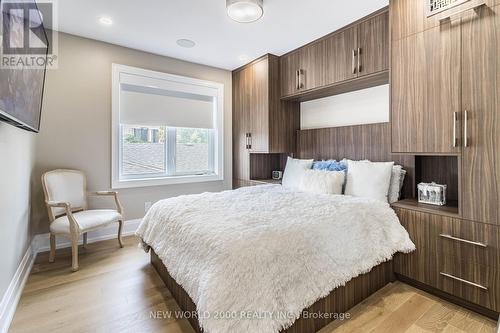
[176,39,196,48]
[227,0,263,23]
[99,16,113,25]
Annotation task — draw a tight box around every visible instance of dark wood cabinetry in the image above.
[324,26,357,85]
[357,11,389,77]
[391,21,461,153]
[280,42,327,97]
[233,54,299,188]
[391,1,500,225]
[232,64,250,181]
[389,0,494,41]
[298,40,327,92]
[391,1,500,316]
[280,50,301,98]
[393,208,500,315]
[460,5,500,225]
[280,9,389,100]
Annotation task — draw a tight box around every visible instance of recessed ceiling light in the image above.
[239,55,250,62]
[176,39,196,48]
[99,16,113,25]
[227,0,263,23]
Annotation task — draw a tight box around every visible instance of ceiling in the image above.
[55,0,389,70]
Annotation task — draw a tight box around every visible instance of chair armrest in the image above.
[87,191,123,215]
[87,191,117,196]
[46,201,71,208]
[45,201,80,234]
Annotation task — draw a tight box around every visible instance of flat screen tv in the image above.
[0,0,48,132]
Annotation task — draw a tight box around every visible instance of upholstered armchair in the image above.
[41,169,124,271]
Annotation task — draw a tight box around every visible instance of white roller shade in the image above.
[120,84,215,129]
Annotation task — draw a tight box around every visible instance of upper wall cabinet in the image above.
[298,40,327,91]
[357,12,389,76]
[280,10,389,99]
[391,20,462,153]
[280,50,301,97]
[460,5,500,224]
[280,41,327,97]
[325,25,358,85]
[390,0,497,41]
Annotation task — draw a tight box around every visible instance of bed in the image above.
[137,184,415,333]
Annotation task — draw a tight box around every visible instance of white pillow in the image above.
[345,160,394,202]
[282,157,313,190]
[388,165,407,204]
[298,169,345,195]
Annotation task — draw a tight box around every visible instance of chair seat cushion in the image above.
[50,209,122,234]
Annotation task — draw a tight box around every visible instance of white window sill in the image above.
[112,173,223,189]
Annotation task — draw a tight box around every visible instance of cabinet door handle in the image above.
[248,132,252,150]
[452,112,458,147]
[357,47,362,73]
[295,70,299,90]
[439,234,487,248]
[297,69,304,89]
[352,49,357,74]
[464,110,469,147]
[440,272,488,290]
[245,133,250,149]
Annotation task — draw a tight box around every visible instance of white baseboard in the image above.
[0,244,35,333]
[32,219,141,253]
[0,219,140,333]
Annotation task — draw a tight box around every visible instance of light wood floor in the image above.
[9,236,498,333]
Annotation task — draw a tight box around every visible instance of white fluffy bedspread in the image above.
[136,185,415,333]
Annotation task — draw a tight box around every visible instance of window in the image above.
[112,64,224,188]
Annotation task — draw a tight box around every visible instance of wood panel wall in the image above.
[296,123,415,198]
[249,153,288,180]
[415,156,459,203]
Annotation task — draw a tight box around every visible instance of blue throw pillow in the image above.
[312,160,347,172]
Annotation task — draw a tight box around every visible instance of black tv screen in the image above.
[0,0,48,132]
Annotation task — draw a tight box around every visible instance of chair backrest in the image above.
[42,169,88,220]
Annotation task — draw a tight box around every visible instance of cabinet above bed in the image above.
[280,8,389,101]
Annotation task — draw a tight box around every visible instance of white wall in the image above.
[31,32,232,234]
[0,123,35,303]
[300,84,389,129]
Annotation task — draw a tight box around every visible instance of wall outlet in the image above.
[144,201,152,213]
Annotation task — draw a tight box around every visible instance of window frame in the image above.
[112,64,224,189]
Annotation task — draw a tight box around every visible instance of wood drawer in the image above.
[395,208,500,268]
[394,248,500,312]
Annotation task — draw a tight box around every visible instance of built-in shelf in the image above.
[251,179,282,185]
[392,198,460,218]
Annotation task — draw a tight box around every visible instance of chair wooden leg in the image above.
[71,236,79,272]
[83,232,88,249]
[118,220,124,248]
[49,234,56,263]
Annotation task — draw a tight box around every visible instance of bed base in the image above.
[151,250,394,333]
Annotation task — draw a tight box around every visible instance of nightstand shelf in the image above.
[392,198,459,218]
[251,179,282,185]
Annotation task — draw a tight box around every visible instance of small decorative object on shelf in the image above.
[272,171,283,180]
[418,182,447,206]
